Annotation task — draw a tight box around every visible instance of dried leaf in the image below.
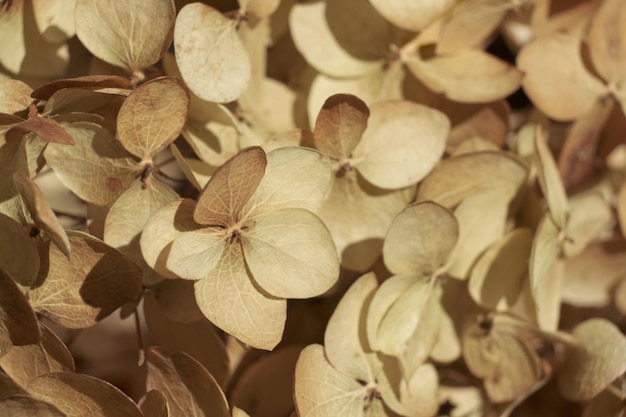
[146,347,230,417]
[75,0,175,72]
[117,77,189,159]
[28,231,143,329]
[13,171,71,258]
[194,244,286,350]
[243,208,339,299]
[174,3,250,103]
[0,323,74,387]
[557,318,626,401]
[0,268,40,357]
[28,372,143,417]
[194,147,266,227]
[517,32,607,121]
[313,94,370,161]
[353,101,449,189]
[43,122,139,205]
[383,201,458,277]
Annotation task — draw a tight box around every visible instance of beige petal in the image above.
[32,0,76,43]
[194,147,266,227]
[289,0,389,78]
[417,150,527,208]
[562,241,626,308]
[43,122,139,206]
[175,3,250,103]
[230,345,302,417]
[0,323,74,388]
[558,96,614,189]
[469,229,532,311]
[0,79,32,114]
[529,213,564,331]
[104,178,179,285]
[406,49,522,103]
[28,372,143,417]
[446,189,511,279]
[383,201,458,277]
[313,94,370,161]
[238,0,280,18]
[353,100,449,189]
[117,76,189,159]
[138,390,168,417]
[563,191,613,258]
[0,1,69,78]
[534,124,569,229]
[517,32,608,121]
[307,65,407,129]
[166,228,227,281]
[294,344,368,417]
[0,396,65,417]
[244,147,332,217]
[28,231,143,329]
[146,347,230,417]
[369,0,455,31]
[0,268,40,358]
[75,0,175,72]
[140,198,202,279]
[437,0,510,55]
[483,330,543,403]
[586,0,626,85]
[324,273,377,380]
[368,276,440,362]
[318,169,415,272]
[0,213,40,291]
[557,318,626,401]
[13,171,71,258]
[194,244,286,350]
[243,208,339,299]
